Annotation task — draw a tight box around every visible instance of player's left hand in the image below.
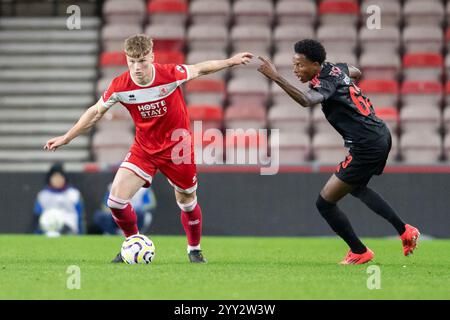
[257,56,279,81]
[229,52,254,66]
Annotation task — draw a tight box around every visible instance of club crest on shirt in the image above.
[329,66,342,77]
[159,86,169,96]
[176,65,185,73]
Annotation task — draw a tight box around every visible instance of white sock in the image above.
[188,245,201,253]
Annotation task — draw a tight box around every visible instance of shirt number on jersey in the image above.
[349,84,372,117]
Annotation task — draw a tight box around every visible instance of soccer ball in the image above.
[120,234,156,264]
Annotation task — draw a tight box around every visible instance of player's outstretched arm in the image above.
[257,56,323,108]
[186,52,254,80]
[44,98,108,151]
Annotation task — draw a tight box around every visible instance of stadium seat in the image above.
[401,81,443,110]
[0,29,98,42]
[317,25,358,55]
[359,79,399,107]
[275,0,317,26]
[312,131,347,164]
[359,26,400,54]
[0,55,97,68]
[271,132,311,164]
[374,107,399,133]
[442,106,450,132]
[185,79,226,106]
[403,53,444,82]
[144,24,185,52]
[273,25,315,53]
[273,51,296,76]
[224,130,269,165]
[0,82,94,95]
[147,0,188,26]
[233,0,274,26]
[325,52,357,66]
[400,131,442,163]
[318,1,359,26]
[230,25,272,56]
[359,52,401,80]
[0,42,98,55]
[101,24,143,52]
[403,0,445,27]
[224,104,267,130]
[187,24,228,52]
[103,0,146,24]
[0,68,97,81]
[227,77,270,107]
[189,0,231,25]
[186,50,227,80]
[400,106,441,134]
[268,103,311,134]
[443,133,450,162]
[270,76,311,106]
[92,130,134,165]
[403,26,444,54]
[360,0,401,27]
[187,105,223,131]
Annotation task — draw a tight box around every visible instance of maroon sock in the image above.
[180,204,202,246]
[110,204,139,237]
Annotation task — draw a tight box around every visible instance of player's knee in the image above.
[107,194,130,210]
[177,196,197,212]
[316,195,335,217]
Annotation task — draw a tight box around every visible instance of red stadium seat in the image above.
[319,1,359,26]
[225,104,267,130]
[147,0,187,13]
[100,51,126,66]
[100,51,184,66]
[403,53,443,81]
[188,105,223,131]
[359,79,399,107]
[374,106,398,132]
[147,0,188,26]
[153,51,185,64]
[401,81,443,109]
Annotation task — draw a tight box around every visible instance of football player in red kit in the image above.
[45,34,254,263]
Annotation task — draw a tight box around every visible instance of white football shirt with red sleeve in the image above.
[101,63,191,158]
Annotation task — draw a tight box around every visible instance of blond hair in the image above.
[124,34,153,58]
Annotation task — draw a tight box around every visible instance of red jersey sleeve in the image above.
[162,64,191,84]
[101,79,120,109]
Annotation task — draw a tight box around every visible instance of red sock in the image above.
[180,204,202,246]
[110,204,139,237]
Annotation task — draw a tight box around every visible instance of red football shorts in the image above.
[119,143,198,194]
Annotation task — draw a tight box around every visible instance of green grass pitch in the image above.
[0,235,449,300]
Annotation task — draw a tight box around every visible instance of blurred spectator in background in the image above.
[94,183,156,235]
[33,162,84,237]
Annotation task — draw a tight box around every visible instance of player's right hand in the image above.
[44,135,68,151]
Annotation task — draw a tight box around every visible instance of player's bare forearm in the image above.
[188,52,253,79]
[194,59,235,76]
[64,105,103,142]
[274,75,323,108]
[44,100,107,151]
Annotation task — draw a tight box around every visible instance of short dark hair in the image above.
[294,39,326,64]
